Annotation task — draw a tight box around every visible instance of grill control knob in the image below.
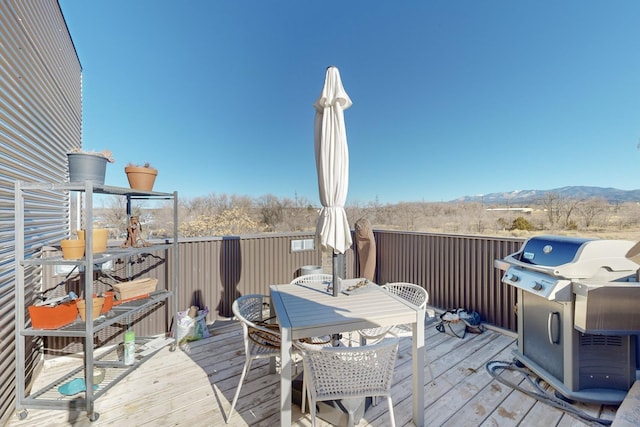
[532,282,543,291]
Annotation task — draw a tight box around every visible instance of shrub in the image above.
[511,216,533,231]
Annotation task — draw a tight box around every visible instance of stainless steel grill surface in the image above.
[495,235,640,404]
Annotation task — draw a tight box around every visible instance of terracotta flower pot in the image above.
[77,298,105,321]
[61,239,85,260]
[77,228,108,253]
[125,165,157,191]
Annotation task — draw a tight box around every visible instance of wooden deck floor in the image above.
[8,319,619,427]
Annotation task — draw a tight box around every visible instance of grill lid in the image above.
[502,235,639,280]
[517,235,594,267]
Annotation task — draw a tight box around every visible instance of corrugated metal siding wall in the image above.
[373,231,524,330]
[0,1,81,425]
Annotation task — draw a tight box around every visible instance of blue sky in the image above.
[59,1,640,205]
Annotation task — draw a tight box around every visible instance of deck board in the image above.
[7,319,618,427]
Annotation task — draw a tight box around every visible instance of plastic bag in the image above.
[435,311,467,338]
[435,308,484,338]
[176,307,210,344]
[461,310,486,334]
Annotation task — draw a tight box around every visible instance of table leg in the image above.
[413,309,425,427]
[280,327,292,427]
[269,301,277,374]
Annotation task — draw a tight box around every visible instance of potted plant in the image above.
[124,162,158,191]
[67,149,115,185]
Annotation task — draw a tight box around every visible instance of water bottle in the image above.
[124,330,135,365]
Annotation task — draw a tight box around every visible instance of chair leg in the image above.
[309,396,317,427]
[363,335,380,407]
[226,357,253,423]
[386,396,396,427]
[347,408,355,427]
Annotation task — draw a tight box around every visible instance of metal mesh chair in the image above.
[359,282,427,340]
[227,294,280,423]
[291,273,341,345]
[295,338,400,427]
[290,273,333,287]
[359,282,435,385]
[227,294,331,423]
[385,282,429,307]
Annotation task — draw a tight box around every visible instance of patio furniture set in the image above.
[228,275,429,427]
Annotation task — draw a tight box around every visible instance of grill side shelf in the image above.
[573,281,640,334]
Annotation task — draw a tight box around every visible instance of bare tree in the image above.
[541,192,562,228]
[97,188,640,239]
[277,196,317,232]
[395,202,422,231]
[257,194,284,232]
[184,193,248,213]
[99,196,133,237]
[578,198,609,228]
[560,197,581,229]
[178,208,261,237]
[345,200,368,227]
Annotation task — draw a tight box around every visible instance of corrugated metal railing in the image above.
[371,231,523,331]
[197,231,522,330]
[175,233,324,318]
[43,232,325,352]
[155,231,523,331]
[65,230,524,340]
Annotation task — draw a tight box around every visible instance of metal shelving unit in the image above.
[14,180,179,422]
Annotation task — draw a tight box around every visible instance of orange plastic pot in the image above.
[100,291,114,313]
[28,300,78,329]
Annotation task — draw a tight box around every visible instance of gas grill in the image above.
[495,235,640,404]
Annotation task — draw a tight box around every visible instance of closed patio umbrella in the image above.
[314,66,352,296]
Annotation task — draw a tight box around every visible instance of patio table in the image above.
[270,279,425,427]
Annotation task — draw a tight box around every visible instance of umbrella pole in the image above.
[332,252,340,297]
[332,252,343,346]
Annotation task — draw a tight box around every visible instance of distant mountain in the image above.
[454,186,640,205]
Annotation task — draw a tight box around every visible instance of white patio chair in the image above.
[291,273,345,346]
[227,294,331,423]
[359,282,435,385]
[295,338,400,427]
[227,294,280,423]
[290,273,333,287]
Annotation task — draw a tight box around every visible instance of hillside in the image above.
[454,186,640,205]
